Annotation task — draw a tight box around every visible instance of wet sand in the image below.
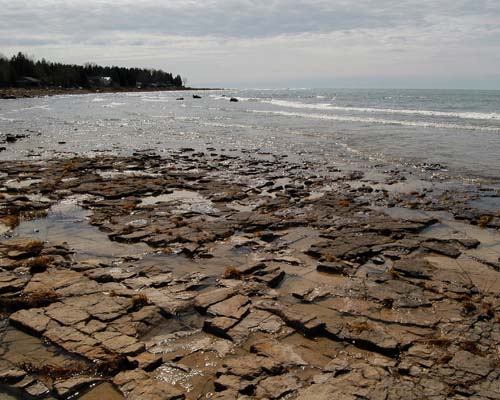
[0,149,499,399]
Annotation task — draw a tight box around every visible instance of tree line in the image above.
[0,52,184,88]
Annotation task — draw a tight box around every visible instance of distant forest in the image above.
[0,52,184,88]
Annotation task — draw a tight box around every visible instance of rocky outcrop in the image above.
[1,151,499,399]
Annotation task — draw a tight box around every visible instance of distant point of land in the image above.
[0,52,216,99]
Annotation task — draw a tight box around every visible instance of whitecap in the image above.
[250,110,500,132]
[102,102,126,108]
[320,105,500,121]
[261,99,333,110]
[260,99,500,121]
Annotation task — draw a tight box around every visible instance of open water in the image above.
[0,88,499,182]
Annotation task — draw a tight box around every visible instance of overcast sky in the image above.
[1,0,499,88]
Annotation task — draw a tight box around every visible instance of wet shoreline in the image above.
[0,87,217,100]
[1,150,499,399]
[2,89,500,185]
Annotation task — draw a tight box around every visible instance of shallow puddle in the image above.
[426,255,500,295]
[0,193,52,203]
[4,179,42,190]
[469,196,500,213]
[156,349,221,398]
[155,363,204,394]
[133,251,224,278]
[145,328,227,399]
[97,170,161,179]
[12,196,150,260]
[0,320,89,399]
[349,178,433,194]
[0,324,87,370]
[422,214,500,264]
[0,385,56,400]
[79,382,124,400]
[140,190,218,214]
[227,201,258,212]
[278,227,321,253]
[374,206,434,222]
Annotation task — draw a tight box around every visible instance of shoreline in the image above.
[2,88,499,187]
[0,86,222,100]
[0,150,499,399]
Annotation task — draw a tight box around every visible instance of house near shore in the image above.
[138,81,175,89]
[15,76,41,87]
[88,76,113,87]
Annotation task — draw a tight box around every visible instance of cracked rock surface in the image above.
[0,151,499,399]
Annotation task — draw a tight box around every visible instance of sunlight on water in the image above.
[1,88,499,182]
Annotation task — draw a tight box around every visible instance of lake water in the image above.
[0,88,499,182]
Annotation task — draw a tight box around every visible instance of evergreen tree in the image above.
[1,52,185,89]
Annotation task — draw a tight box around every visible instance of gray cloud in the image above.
[1,0,496,42]
[1,0,499,87]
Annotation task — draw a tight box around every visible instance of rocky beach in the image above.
[0,87,208,101]
[0,137,499,399]
[2,0,500,396]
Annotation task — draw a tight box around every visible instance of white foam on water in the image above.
[102,102,126,108]
[6,104,52,113]
[250,110,500,132]
[202,122,256,129]
[260,99,500,121]
[141,98,170,102]
[209,94,227,100]
[261,99,333,110]
[326,105,500,121]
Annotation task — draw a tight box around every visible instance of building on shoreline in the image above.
[87,76,113,87]
[14,76,42,87]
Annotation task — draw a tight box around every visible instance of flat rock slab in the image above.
[113,369,185,400]
[0,272,29,293]
[308,233,393,262]
[45,303,90,325]
[194,287,235,311]
[85,267,136,282]
[94,331,145,355]
[24,269,88,293]
[220,354,281,379]
[0,363,27,383]
[213,374,254,393]
[251,267,285,287]
[207,294,250,320]
[10,308,51,334]
[449,351,494,377]
[393,258,435,279]
[255,373,302,399]
[296,383,356,400]
[44,325,106,359]
[422,242,461,258]
[250,340,307,368]
[317,261,356,276]
[256,300,325,336]
[204,317,239,337]
[54,376,102,397]
[2,153,500,400]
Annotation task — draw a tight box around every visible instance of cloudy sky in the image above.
[1,0,499,88]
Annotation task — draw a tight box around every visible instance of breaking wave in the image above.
[261,99,500,121]
[250,110,500,132]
